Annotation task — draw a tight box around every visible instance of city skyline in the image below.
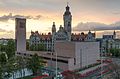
[0,0,120,38]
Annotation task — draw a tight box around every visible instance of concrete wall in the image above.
[68,42,100,70]
[15,18,26,52]
[54,42,100,70]
[54,41,75,58]
[16,51,69,71]
[47,60,68,70]
[16,41,100,71]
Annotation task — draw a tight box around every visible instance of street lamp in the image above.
[80,49,82,68]
[55,51,58,79]
[100,51,103,79]
[51,40,53,67]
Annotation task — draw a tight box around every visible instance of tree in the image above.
[3,56,27,79]
[0,53,7,65]
[0,65,3,79]
[110,48,120,57]
[109,63,120,79]
[30,44,36,51]
[0,40,16,79]
[16,56,27,77]
[26,41,30,50]
[5,40,15,59]
[106,40,109,53]
[38,43,45,51]
[27,53,44,76]
[0,44,6,52]
[3,57,15,79]
[30,43,46,51]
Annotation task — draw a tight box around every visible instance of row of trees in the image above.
[109,48,120,57]
[0,53,44,79]
[0,40,44,79]
[0,39,15,59]
[28,43,47,51]
[27,54,44,76]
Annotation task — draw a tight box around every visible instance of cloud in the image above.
[0,28,14,38]
[0,28,30,39]
[112,11,120,15]
[0,28,14,35]
[0,13,43,22]
[0,28,8,32]
[0,28,32,39]
[73,22,120,31]
[33,15,42,20]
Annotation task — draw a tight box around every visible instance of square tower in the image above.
[15,18,26,52]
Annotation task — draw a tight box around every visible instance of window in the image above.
[24,53,26,56]
[30,54,32,57]
[19,22,25,28]
[74,58,76,65]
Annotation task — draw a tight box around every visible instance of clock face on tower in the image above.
[65,15,71,21]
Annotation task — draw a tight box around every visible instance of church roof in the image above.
[30,31,52,41]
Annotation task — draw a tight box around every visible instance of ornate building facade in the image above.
[52,4,72,42]
[101,30,118,53]
[29,4,96,51]
[29,31,53,51]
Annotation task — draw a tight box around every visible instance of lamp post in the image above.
[55,51,58,79]
[51,40,53,67]
[80,49,82,68]
[50,38,54,77]
[100,47,103,79]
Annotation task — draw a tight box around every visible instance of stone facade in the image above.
[15,18,26,52]
[29,31,53,51]
[96,30,120,54]
[16,42,100,71]
[29,4,96,51]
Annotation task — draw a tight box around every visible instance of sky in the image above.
[0,0,120,38]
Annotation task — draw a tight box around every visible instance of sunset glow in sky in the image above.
[0,0,120,38]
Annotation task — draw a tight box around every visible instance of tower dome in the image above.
[66,5,70,11]
[64,4,71,15]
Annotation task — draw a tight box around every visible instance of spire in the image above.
[94,30,96,37]
[113,30,116,36]
[53,22,55,26]
[64,2,71,16]
[59,25,64,31]
[114,30,116,34]
[89,30,91,32]
[66,2,70,11]
[31,30,34,34]
[113,30,116,39]
[67,2,69,6]
[63,2,72,34]
[52,22,56,34]
[88,30,92,34]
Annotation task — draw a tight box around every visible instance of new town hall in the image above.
[29,4,95,51]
